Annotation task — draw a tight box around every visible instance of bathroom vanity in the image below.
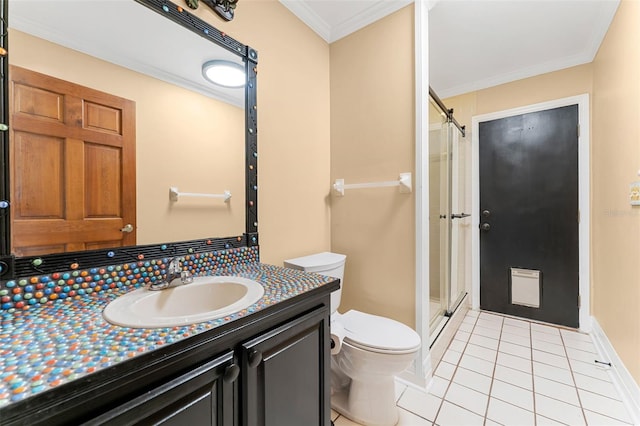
[0,264,339,425]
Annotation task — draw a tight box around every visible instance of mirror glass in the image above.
[8,0,247,256]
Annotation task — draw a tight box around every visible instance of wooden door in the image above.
[10,66,136,255]
[479,105,579,328]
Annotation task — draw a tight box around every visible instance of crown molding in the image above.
[582,0,619,62]
[434,50,595,100]
[280,0,413,43]
[330,0,413,43]
[279,0,332,42]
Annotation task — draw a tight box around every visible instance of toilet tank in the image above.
[283,252,346,314]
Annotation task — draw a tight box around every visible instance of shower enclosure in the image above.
[428,89,469,344]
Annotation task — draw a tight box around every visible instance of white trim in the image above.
[279,0,412,43]
[278,0,332,42]
[583,1,620,64]
[591,317,640,424]
[437,54,593,100]
[412,0,430,387]
[330,0,413,43]
[471,94,591,331]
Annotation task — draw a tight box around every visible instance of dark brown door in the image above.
[10,66,136,255]
[479,105,579,328]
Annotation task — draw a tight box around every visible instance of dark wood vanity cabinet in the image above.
[89,351,237,426]
[240,307,331,426]
[89,306,331,426]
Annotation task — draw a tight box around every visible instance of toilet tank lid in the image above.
[283,252,346,273]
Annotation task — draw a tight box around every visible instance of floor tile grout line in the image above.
[531,353,575,371]
[528,317,538,426]
[582,407,635,426]
[564,344,600,358]
[492,375,533,393]
[536,413,572,426]
[560,329,590,426]
[432,312,479,424]
[529,364,582,388]
[574,383,630,404]
[482,316,503,425]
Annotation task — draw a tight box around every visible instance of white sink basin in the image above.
[103,276,265,328]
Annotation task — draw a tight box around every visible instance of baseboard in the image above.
[399,297,470,389]
[590,317,640,424]
[396,351,431,389]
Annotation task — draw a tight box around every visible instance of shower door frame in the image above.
[428,117,467,331]
[471,94,591,331]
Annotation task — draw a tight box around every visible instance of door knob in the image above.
[120,224,134,233]
[481,223,491,231]
[248,349,262,368]
[482,210,491,217]
[223,364,240,383]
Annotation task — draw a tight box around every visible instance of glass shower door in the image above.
[428,99,451,333]
[428,98,469,344]
[449,125,468,313]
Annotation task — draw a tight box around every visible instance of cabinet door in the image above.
[240,307,331,426]
[88,351,238,426]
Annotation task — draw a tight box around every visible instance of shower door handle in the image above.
[451,213,470,219]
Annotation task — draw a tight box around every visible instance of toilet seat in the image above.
[340,310,421,354]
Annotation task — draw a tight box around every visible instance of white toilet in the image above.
[284,252,421,426]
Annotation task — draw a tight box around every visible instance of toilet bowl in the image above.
[283,252,421,426]
[331,310,421,425]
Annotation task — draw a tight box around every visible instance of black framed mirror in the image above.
[0,0,258,279]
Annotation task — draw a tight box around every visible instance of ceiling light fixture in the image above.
[202,60,245,88]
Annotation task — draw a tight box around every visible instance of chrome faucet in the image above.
[148,257,193,291]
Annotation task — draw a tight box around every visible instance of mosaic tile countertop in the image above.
[0,262,337,408]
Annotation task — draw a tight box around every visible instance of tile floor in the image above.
[331,310,634,426]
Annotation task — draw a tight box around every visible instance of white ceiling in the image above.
[10,0,246,107]
[280,0,620,99]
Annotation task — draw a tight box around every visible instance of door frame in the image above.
[471,94,590,331]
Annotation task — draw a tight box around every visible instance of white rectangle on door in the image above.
[511,268,540,308]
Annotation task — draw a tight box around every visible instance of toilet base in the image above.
[331,377,399,426]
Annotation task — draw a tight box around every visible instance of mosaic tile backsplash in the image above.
[0,246,259,312]
[0,248,337,407]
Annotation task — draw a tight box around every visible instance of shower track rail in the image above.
[429,86,466,137]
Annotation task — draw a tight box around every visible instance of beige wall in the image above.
[443,64,593,127]
[10,29,246,245]
[185,0,332,265]
[330,6,416,327]
[591,0,640,384]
